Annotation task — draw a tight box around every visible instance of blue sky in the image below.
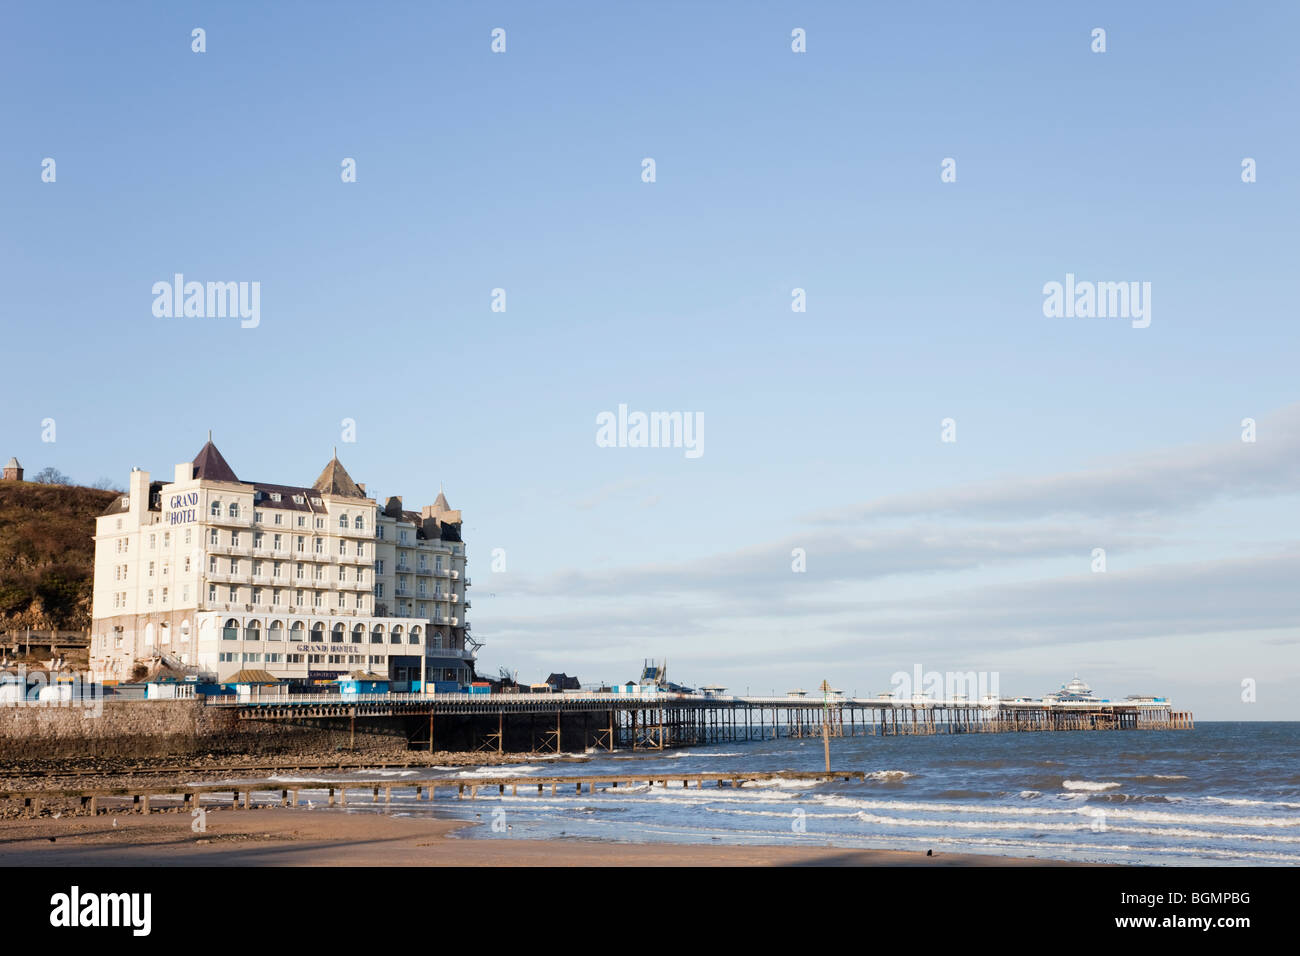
[2,2,1297,718]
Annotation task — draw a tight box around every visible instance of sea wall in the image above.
[0,699,408,761]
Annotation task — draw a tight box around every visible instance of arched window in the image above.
[352,624,365,644]
[229,502,240,518]
[409,625,421,645]
[310,622,324,642]
[180,619,191,640]
[370,625,384,645]
[353,515,364,530]
[331,622,345,644]
[339,513,349,528]
[245,619,261,641]
[391,625,403,645]
[211,501,222,517]
[222,618,239,640]
[268,620,283,641]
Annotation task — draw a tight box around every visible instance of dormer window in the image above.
[311,497,322,506]
[271,492,281,502]
[292,495,304,505]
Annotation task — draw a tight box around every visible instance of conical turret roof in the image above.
[312,453,366,498]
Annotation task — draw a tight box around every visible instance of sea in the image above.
[251,722,1299,866]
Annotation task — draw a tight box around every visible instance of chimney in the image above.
[128,468,151,515]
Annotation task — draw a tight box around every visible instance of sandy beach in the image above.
[0,807,1083,866]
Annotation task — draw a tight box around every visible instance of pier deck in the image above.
[206,692,1193,752]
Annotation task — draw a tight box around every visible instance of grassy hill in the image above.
[0,482,117,631]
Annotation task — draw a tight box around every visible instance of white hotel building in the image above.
[90,440,475,685]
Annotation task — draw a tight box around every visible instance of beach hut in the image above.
[339,672,390,697]
[221,669,283,700]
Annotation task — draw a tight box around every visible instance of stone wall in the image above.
[0,699,409,761]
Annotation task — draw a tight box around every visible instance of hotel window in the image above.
[268,621,282,641]
[164,532,170,547]
[245,653,261,663]
[162,563,169,576]
[184,556,191,572]
[295,562,304,579]
[149,534,156,549]
[354,515,364,530]
[228,587,237,602]
[354,593,364,609]
[314,538,323,554]
[184,529,191,545]
[123,539,129,553]
[315,517,324,529]
[314,565,324,581]
[208,585,217,602]
[339,513,348,529]
[295,589,304,605]
[339,566,348,582]
[417,602,426,616]
[252,560,262,576]
[273,561,282,578]
[147,590,154,606]
[219,652,234,663]
[375,559,384,574]
[287,654,303,664]
[230,559,239,574]
[339,540,347,555]
[222,619,239,640]
[293,495,304,505]
[245,620,261,641]
[356,542,365,557]
[400,530,408,544]
[228,503,239,518]
[390,627,402,645]
[182,585,189,602]
[311,498,322,506]
[231,531,240,546]
[251,587,262,604]
[254,511,264,523]
[370,628,383,644]
[161,587,168,604]
[313,592,322,607]
[211,501,221,517]
[436,556,443,571]
[377,525,385,540]
[272,589,282,606]
[115,539,121,554]
[266,653,282,663]
[273,533,283,550]
[410,626,421,645]
[210,529,219,546]
[297,516,305,527]
[270,493,281,502]
[309,654,323,664]
[274,513,282,525]
[254,532,264,548]
[296,535,305,552]
[147,561,154,578]
[375,583,384,598]
[209,557,217,573]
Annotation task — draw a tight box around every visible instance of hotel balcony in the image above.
[414,566,433,575]
[208,514,253,528]
[449,570,460,580]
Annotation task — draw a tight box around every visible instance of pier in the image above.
[209,692,1193,753]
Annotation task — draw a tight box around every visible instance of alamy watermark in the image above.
[1042,273,1150,328]
[152,274,260,328]
[595,404,703,459]
[889,664,1000,702]
[0,667,104,717]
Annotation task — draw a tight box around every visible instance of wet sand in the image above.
[0,808,1085,866]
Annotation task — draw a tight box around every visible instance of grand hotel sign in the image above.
[166,492,199,526]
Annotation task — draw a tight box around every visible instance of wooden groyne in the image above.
[0,770,865,816]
